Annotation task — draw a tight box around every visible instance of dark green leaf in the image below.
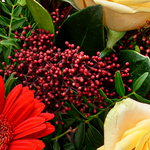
[56,5,104,56]
[63,143,75,150]
[74,122,85,150]
[0,28,5,36]
[11,17,26,30]
[13,5,22,16]
[5,73,17,96]
[99,47,114,58]
[63,118,75,128]
[53,140,60,150]
[85,133,97,150]
[0,1,10,14]
[133,72,149,92]
[6,0,12,6]
[0,39,20,49]
[88,124,103,146]
[3,45,11,65]
[120,50,150,97]
[115,70,125,96]
[0,16,9,27]
[26,0,55,34]
[54,123,63,136]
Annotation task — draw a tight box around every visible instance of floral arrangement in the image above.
[0,0,150,150]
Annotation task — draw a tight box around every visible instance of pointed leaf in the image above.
[74,122,85,150]
[13,5,22,16]
[26,0,55,34]
[135,45,140,53]
[133,72,149,92]
[56,5,104,56]
[63,118,75,128]
[0,39,20,49]
[115,70,125,96]
[0,16,9,27]
[0,1,10,14]
[17,0,26,6]
[63,143,75,150]
[11,17,26,30]
[134,93,150,104]
[6,0,12,6]
[85,134,97,150]
[53,140,60,150]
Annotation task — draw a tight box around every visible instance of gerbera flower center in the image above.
[0,115,14,150]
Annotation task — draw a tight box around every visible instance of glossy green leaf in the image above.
[0,1,10,14]
[56,5,104,56]
[11,17,26,30]
[26,0,55,34]
[133,72,149,92]
[0,39,20,49]
[6,0,12,6]
[2,45,11,65]
[5,73,18,96]
[0,33,9,39]
[53,140,60,150]
[0,16,9,27]
[115,70,125,96]
[99,47,114,58]
[119,50,150,97]
[74,122,85,150]
[99,88,112,102]
[13,5,22,16]
[85,133,97,150]
[63,143,75,150]
[134,93,150,104]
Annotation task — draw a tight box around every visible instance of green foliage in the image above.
[56,5,104,56]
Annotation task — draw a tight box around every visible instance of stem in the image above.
[8,5,14,37]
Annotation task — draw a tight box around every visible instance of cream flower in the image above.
[97,98,150,150]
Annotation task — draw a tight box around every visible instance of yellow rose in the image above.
[74,0,150,31]
[97,98,150,150]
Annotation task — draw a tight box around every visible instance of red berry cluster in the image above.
[118,20,150,57]
[1,27,131,116]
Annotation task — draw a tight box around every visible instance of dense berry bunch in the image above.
[1,27,131,116]
[118,20,150,57]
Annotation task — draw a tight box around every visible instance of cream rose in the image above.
[74,0,150,31]
[97,98,150,150]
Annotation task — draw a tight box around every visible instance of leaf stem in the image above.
[8,5,14,37]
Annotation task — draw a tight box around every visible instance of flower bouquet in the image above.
[0,0,150,149]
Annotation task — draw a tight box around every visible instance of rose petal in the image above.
[97,145,104,150]
[74,0,86,9]
[113,0,150,5]
[103,98,150,150]
[84,0,96,7]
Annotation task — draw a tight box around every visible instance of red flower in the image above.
[0,76,55,150]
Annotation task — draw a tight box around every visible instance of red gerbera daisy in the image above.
[0,76,55,150]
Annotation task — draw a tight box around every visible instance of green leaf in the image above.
[120,50,150,97]
[63,118,75,128]
[53,140,60,150]
[99,88,112,101]
[74,122,85,150]
[13,5,22,16]
[134,93,150,104]
[5,73,18,96]
[0,1,10,14]
[6,0,12,6]
[85,133,97,150]
[0,39,20,49]
[0,16,9,27]
[2,45,11,65]
[26,0,55,34]
[63,143,75,150]
[17,0,26,6]
[135,45,140,53]
[56,5,104,56]
[11,17,26,30]
[115,70,125,96]
[133,72,149,92]
[88,124,103,147]
[99,47,114,58]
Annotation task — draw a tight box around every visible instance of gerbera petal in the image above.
[28,102,45,118]
[9,139,36,150]
[2,84,22,116]
[29,139,45,150]
[14,117,45,134]
[27,122,55,139]
[13,124,46,140]
[13,101,35,127]
[38,113,55,121]
[0,76,5,113]
[5,91,34,118]
[7,98,34,124]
